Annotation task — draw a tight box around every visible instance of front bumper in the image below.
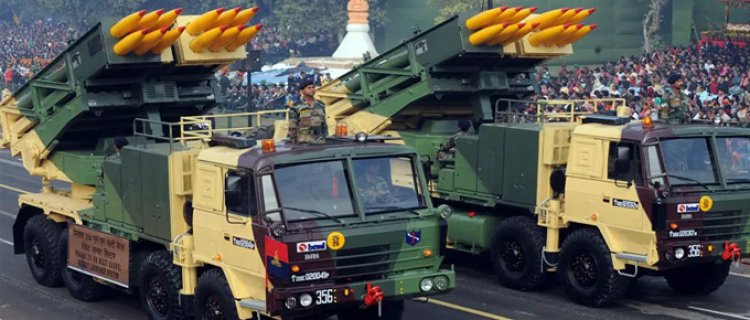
[264,268,456,317]
[658,238,748,269]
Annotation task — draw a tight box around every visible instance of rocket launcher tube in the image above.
[211,6,241,29]
[468,23,508,46]
[550,8,582,27]
[500,22,539,44]
[487,23,524,45]
[231,6,260,27]
[135,9,164,31]
[527,8,569,30]
[186,7,225,36]
[568,8,596,24]
[507,7,537,23]
[133,27,169,55]
[209,25,245,52]
[110,10,146,38]
[150,26,185,54]
[113,29,148,55]
[558,24,597,45]
[550,24,584,46]
[225,23,263,52]
[465,6,507,31]
[152,8,183,29]
[190,25,228,53]
[490,6,523,24]
[528,23,571,47]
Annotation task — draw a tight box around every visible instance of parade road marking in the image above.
[0,209,15,219]
[688,306,750,320]
[730,272,750,279]
[0,238,13,246]
[0,183,30,194]
[414,297,512,320]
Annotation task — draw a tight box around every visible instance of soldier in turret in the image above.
[660,74,691,124]
[288,81,328,143]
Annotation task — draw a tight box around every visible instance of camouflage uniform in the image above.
[437,131,467,160]
[288,100,328,143]
[660,87,690,124]
[359,174,392,205]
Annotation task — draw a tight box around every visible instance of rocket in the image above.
[568,8,596,24]
[490,6,523,24]
[134,9,164,31]
[468,23,508,46]
[487,23,524,46]
[500,22,540,44]
[133,27,169,55]
[150,26,186,54]
[507,7,537,23]
[546,24,582,46]
[552,8,582,26]
[190,25,228,53]
[557,24,597,45]
[209,25,245,52]
[113,29,148,55]
[231,6,260,27]
[186,7,225,36]
[466,6,507,31]
[225,24,263,52]
[110,10,146,39]
[527,8,569,30]
[211,6,242,29]
[152,8,183,29]
[528,23,572,47]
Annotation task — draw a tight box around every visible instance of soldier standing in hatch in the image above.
[288,81,328,143]
[437,119,471,160]
[660,74,691,124]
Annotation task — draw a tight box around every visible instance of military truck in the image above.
[0,10,454,320]
[275,9,750,307]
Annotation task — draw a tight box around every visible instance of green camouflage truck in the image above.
[0,9,454,320]
[275,9,750,307]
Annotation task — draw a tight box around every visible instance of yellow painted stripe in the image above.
[0,183,30,194]
[414,297,513,320]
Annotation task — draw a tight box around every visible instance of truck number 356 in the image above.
[316,289,334,305]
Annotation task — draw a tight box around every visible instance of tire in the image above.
[23,215,65,287]
[59,228,108,301]
[337,300,404,320]
[665,262,730,295]
[139,251,186,320]
[194,269,239,320]
[559,229,630,307]
[489,216,547,291]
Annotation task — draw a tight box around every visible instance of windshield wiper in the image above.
[660,173,712,191]
[283,206,346,225]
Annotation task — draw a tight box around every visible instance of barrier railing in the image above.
[494,98,627,125]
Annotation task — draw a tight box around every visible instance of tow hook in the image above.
[364,282,384,316]
[721,241,741,262]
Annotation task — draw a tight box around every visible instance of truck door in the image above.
[596,142,645,230]
[221,169,264,275]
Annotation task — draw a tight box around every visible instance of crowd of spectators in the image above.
[250,25,338,63]
[529,40,750,126]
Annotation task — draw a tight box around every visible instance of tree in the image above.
[272,0,348,40]
[426,0,511,24]
[643,0,668,53]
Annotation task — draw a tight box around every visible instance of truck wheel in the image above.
[23,215,65,287]
[140,251,185,320]
[194,269,239,320]
[59,229,108,301]
[490,216,546,291]
[559,229,630,307]
[664,262,730,295]
[337,300,404,320]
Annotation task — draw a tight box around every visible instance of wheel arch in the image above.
[12,205,43,254]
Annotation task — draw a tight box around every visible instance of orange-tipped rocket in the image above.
[466,6,507,31]
[208,25,245,52]
[468,23,508,46]
[527,8,569,30]
[190,25,228,53]
[153,8,183,29]
[110,10,146,38]
[552,7,582,26]
[150,26,186,54]
[225,23,263,52]
[135,9,164,31]
[113,29,148,55]
[487,23,524,45]
[491,6,523,24]
[211,6,241,29]
[500,22,540,44]
[231,6,260,27]
[568,8,596,24]
[528,23,572,47]
[186,7,225,36]
[558,24,597,45]
[547,23,582,46]
[133,27,169,55]
[507,7,537,23]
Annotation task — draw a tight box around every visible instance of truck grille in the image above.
[330,243,431,284]
[700,210,750,242]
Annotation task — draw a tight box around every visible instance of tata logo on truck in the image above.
[297,240,327,253]
[677,203,700,213]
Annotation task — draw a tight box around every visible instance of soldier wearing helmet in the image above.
[288,81,328,143]
[660,74,691,124]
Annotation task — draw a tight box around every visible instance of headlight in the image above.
[284,296,298,309]
[674,247,685,260]
[438,204,452,219]
[419,278,434,292]
[434,276,449,291]
[354,132,367,142]
[299,293,313,307]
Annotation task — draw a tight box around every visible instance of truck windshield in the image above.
[273,160,356,222]
[716,137,750,184]
[352,156,426,214]
[660,138,720,186]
